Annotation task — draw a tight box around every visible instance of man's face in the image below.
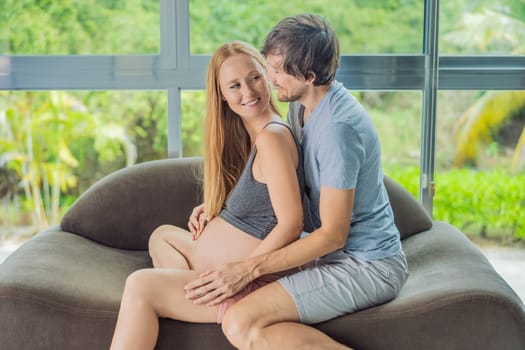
[265,54,307,103]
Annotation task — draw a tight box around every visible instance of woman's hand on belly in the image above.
[192,217,261,272]
[188,203,208,240]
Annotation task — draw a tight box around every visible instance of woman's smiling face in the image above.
[219,53,271,120]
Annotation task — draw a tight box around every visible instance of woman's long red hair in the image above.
[203,41,280,218]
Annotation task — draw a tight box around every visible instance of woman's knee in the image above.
[123,269,153,299]
[148,225,171,248]
[148,225,176,262]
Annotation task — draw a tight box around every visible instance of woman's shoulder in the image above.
[255,122,296,150]
[253,121,301,177]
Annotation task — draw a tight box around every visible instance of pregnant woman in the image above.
[109,40,304,350]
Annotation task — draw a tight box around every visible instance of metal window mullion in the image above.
[439,55,525,90]
[162,0,190,158]
[175,0,190,69]
[336,55,425,90]
[4,55,524,90]
[159,0,177,70]
[420,0,439,215]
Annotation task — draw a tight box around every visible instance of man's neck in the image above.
[300,83,332,124]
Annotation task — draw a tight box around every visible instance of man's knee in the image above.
[222,304,260,349]
[221,305,245,345]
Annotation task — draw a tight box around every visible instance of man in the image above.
[185,14,409,349]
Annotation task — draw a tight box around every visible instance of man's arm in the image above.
[184,186,354,306]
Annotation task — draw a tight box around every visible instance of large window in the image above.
[435,0,525,244]
[0,0,524,248]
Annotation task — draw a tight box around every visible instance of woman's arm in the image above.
[245,124,303,258]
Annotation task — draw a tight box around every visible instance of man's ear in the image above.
[305,71,316,85]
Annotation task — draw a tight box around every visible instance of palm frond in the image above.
[454,91,525,167]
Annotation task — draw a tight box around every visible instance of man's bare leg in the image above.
[222,282,352,350]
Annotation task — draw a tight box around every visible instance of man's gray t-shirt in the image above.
[288,80,401,261]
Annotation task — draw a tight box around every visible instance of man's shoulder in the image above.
[327,84,371,127]
[328,85,362,115]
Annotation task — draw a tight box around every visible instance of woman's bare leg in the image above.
[110,268,219,350]
[222,282,352,350]
[148,225,195,269]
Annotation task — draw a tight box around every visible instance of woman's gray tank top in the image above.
[218,121,304,239]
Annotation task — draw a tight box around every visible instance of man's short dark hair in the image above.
[262,14,340,86]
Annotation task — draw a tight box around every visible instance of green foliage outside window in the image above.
[388,166,525,243]
[0,0,160,54]
[189,0,423,54]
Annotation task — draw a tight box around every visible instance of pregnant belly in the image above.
[192,216,261,272]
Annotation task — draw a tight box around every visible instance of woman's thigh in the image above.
[129,268,219,323]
